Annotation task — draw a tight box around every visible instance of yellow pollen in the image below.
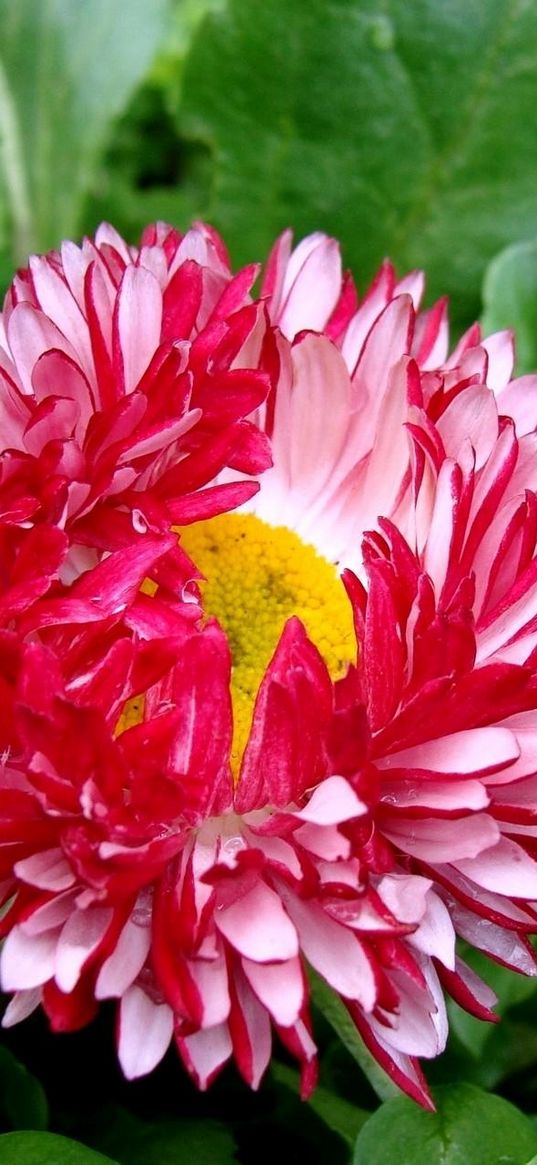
[179,512,356,773]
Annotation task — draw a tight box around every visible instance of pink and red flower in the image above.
[3,222,537,1109]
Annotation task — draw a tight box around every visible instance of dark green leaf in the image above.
[0,1045,48,1131]
[482,239,537,374]
[448,947,537,1059]
[271,1061,369,1148]
[0,1131,118,1165]
[310,970,399,1103]
[90,1107,236,1165]
[179,0,537,328]
[353,1083,537,1165]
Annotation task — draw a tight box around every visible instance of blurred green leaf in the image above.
[353,1084,537,1165]
[0,1046,48,1132]
[271,1061,369,1148]
[90,1106,236,1165]
[448,948,537,1060]
[178,0,537,329]
[310,970,399,1104]
[0,0,170,266]
[0,1131,118,1164]
[482,238,537,374]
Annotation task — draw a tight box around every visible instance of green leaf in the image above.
[178,0,537,329]
[0,1046,48,1131]
[353,1083,537,1165]
[90,1107,236,1165]
[272,1061,369,1148]
[0,1131,118,1165]
[0,0,170,265]
[448,947,537,1059]
[482,238,537,374]
[310,970,399,1104]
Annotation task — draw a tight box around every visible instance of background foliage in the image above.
[2,0,537,1161]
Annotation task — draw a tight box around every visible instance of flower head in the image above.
[0,221,275,587]
[3,223,537,1109]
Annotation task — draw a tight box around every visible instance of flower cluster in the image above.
[2,222,537,1108]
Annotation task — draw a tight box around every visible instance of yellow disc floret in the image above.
[179,512,356,771]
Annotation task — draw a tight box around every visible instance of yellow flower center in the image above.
[179,512,356,770]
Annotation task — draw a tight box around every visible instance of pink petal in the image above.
[118,986,173,1079]
[281,889,376,1010]
[55,907,113,993]
[187,954,231,1028]
[95,915,151,999]
[455,837,537,897]
[115,267,163,394]
[1,926,57,990]
[178,1022,233,1089]
[296,775,367,826]
[2,988,41,1028]
[377,727,520,777]
[383,814,499,862]
[242,955,304,1026]
[409,892,456,969]
[215,881,298,963]
[14,848,75,891]
[277,235,342,337]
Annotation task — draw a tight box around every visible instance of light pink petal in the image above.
[2,988,41,1028]
[477,586,537,663]
[20,890,78,937]
[118,986,174,1079]
[29,255,94,379]
[1,926,57,990]
[7,303,81,395]
[370,976,443,1059]
[381,778,489,814]
[55,906,113,993]
[437,384,499,471]
[448,902,537,974]
[455,837,537,897]
[340,263,395,373]
[232,969,272,1089]
[14,848,75,891]
[277,235,342,337]
[115,266,163,393]
[293,821,351,861]
[287,334,352,502]
[281,889,376,1010]
[242,956,304,1026]
[496,374,537,437]
[383,814,500,862]
[95,915,151,999]
[296,775,367,826]
[187,954,230,1028]
[482,330,515,391]
[352,295,413,449]
[409,892,456,969]
[215,881,298,963]
[377,727,519,777]
[423,460,459,594]
[117,408,202,463]
[377,874,432,925]
[396,270,425,310]
[178,1022,233,1089]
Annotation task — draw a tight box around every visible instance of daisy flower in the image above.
[3,224,537,1109]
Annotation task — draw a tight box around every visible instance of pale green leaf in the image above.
[0,0,170,264]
